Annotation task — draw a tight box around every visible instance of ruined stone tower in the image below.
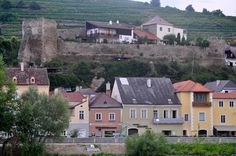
[18,18,58,66]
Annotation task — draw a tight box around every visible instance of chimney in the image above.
[75,86,80,92]
[116,20,119,24]
[54,88,59,94]
[147,79,151,88]
[109,20,112,25]
[216,80,220,86]
[106,81,111,96]
[20,62,24,72]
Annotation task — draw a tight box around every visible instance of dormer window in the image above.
[30,77,35,84]
[12,77,17,83]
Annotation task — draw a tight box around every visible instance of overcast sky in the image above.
[134,0,236,16]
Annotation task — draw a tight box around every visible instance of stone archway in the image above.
[198,130,207,136]
[128,128,138,136]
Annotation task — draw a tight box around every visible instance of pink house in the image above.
[89,93,123,137]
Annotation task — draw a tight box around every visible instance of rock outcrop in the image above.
[18,18,58,66]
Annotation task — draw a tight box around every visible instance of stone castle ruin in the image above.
[18,18,59,66]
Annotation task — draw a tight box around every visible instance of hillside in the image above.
[0,0,236,40]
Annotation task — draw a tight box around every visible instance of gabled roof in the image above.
[90,93,122,108]
[86,21,133,30]
[115,77,180,105]
[142,16,174,27]
[213,91,236,99]
[134,29,159,41]
[174,80,211,92]
[60,91,85,103]
[204,80,236,92]
[6,67,49,85]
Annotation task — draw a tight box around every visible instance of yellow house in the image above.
[6,63,49,96]
[174,80,213,136]
[51,90,90,138]
[112,77,184,136]
[212,92,236,136]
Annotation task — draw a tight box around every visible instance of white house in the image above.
[86,20,134,43]
[141,16,187,40]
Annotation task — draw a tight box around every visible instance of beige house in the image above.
[6,63,49,96]
[174,80,213,136]
[51,90,90,138]
[111,77,183,136]
[141,16,187,40]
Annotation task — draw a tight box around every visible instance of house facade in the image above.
[224,46,236,67]
[86,20,134,43]
[213,92,236,136]
[52,90,90,138]
[6,63,49,96]
[174,80,213,136]
[89,93,122,137]
[112,77,183,136]
[141,16,187,40]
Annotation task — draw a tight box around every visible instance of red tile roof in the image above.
[7,67,49,85]
[134,29,159,41]
[50,91,85,102]
[174,80,211,92]
[213,91,236,99]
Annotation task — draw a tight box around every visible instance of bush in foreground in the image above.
[125,130,170,156]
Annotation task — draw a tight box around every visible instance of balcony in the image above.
[192,102,211,107]
[153,118,184,125]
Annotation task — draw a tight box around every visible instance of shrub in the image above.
[125,130,170,156]
[21,143,45,156]
[1,0,12,9]
[163,34,176,45]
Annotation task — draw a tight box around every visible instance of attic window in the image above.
[104,101,107,104]
[132,98,137,103]
[168,99,173,104]
[31,77,35,84]
[12,77,17,83]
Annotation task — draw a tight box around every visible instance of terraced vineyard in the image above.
[1,0,236,39]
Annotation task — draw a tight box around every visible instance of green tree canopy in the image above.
[163,34,176,45]
[185,4,195,12]
[16,88,69,144]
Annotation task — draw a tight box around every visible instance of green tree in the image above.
[73,61,93,87]
[0,55,16,155]
[163,34,176,45]
[176,33,181,45]
[1,0,12,9]
[29,2,41,10]
[202,8,210,15]
[16,88,69,144]
[185,4,195,12]
[211,9,225,17]
[125,130,170,156]
[150,0,160,7]
[196,37,209,48]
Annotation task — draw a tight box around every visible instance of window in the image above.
[172,110,177,118]
[130,109,136,119]
[184,114,189,121]
[221,115,226,123]
[95,113,102,121]
[229,101,234,107]
[164,110,168,118]
[109,113,115,121]
[168,28,171,32]
[153,110,158,119]
[141,109,147,119]
[160,27,163,31]
[219,101,224,107]
[12,77,17,83]
[79,111,84,120]
[199,112,205,121]
[194,93,207,103]
[30,77,35,84]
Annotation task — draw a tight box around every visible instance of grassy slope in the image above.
[1,0,236,39]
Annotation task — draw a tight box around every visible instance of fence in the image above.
[45,137,236,144]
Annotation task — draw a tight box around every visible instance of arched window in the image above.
[30,77,35,84]
[12,76,17,83]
